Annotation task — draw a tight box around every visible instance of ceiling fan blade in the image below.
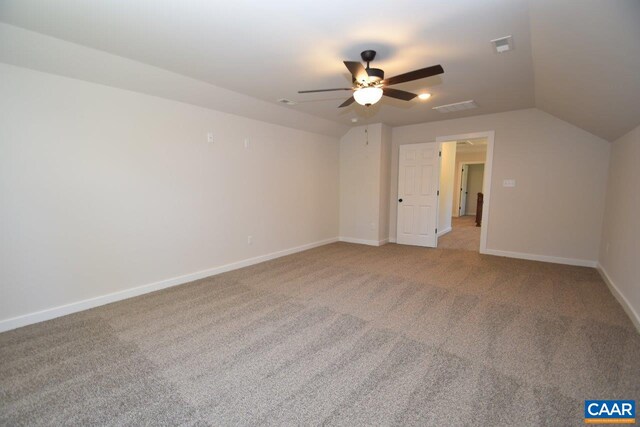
[344,61,369,84]
[298,88,353,94]
[383,64,444,86]
[383,87,418,101]
[338,96,356,108]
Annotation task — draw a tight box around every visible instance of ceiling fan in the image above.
[298,50,444,108]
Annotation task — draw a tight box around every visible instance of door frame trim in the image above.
[436,131,494,254]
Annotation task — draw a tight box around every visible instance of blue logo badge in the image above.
[584,400,635,424]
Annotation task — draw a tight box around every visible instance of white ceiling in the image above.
[0,0,638,140]
[456,138,488,154]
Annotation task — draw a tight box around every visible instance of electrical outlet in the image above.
[244,138,250,149]
[247,235,253,245]
[503,179,516,187]
[207,132,214,143]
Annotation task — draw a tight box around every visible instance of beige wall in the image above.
[0,63,340,324]
[339,122,392,245]
[599,123,640,329]
[453,150,487,217]
[378,124,392,242]
[438,142,457,233]
[339,124,381,243]
[390,108,610,264]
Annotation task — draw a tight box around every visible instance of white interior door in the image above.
[459,164,468,216]
[396,142,440,247]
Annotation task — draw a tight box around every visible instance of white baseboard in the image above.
[389,237,397,243]
[481,248,598,268]
[339,237,387,247]
[0,237,339,333]
[437,226,452,237]
[597,264,640,333]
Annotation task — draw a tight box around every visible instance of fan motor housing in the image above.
[366,68,384,82]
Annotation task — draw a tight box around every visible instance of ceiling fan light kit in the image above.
[298,50,444,109]
[354,87,383,106]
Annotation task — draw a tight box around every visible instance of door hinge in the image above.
[437,190,440,196]
[439,151,442,157]
[435,228,438,233]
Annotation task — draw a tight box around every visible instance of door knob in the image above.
[398,198,403,202]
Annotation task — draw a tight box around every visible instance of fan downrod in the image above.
[361,50,384,82]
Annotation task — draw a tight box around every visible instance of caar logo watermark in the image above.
[584,400,635,424]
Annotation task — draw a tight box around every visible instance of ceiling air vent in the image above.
[491,35,513,53]
[432,100,478,113]
[277,98,297,106]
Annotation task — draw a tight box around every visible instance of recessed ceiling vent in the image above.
[432,100,478,113]
[277,98,297,106]
[491,35,513,53]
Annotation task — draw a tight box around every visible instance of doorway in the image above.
[458,162,485,217]
[393,131,494,253]
[435,131,494,253]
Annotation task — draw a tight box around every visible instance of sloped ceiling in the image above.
[529,0,640,141]
[0,0,638,140]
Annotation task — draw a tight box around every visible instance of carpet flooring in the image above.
[438,216,481,252]
[1,243,638,426]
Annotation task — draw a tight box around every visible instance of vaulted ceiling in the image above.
[1,0,638,140]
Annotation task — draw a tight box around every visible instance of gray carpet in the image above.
[438,215,481,251]
[1,242,639,426]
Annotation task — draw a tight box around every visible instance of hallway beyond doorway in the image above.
[438,216,480,251]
